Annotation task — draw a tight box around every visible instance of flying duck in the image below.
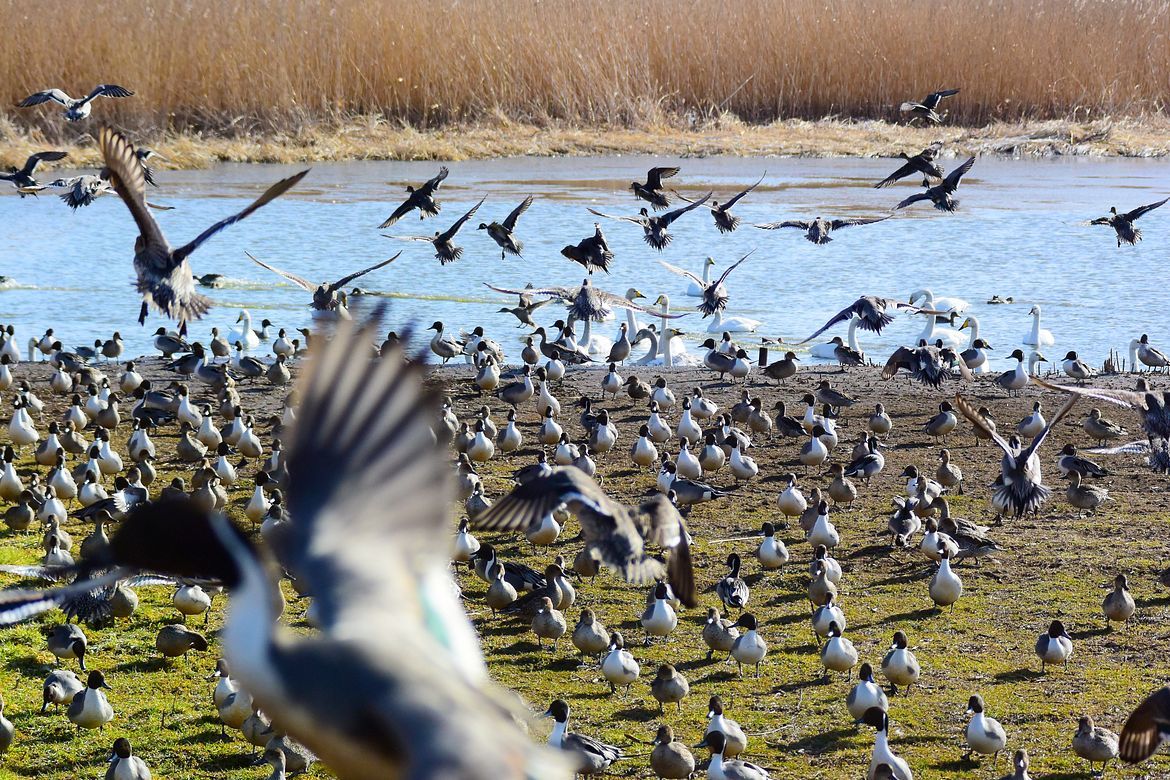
[247,251,400,313]
[899,88,960,123]
[675,172,764,232]
[1090,197,1168,246]
[477,195,534,258]
[0,150,67,194]
[630,166,680,209]
[588,193,711,250]
[756,213,890,244]
[383,196,485,264]
[377,166,448,227]
[895,156,976,212]
[874,142,944,188]
[18,84,134,120]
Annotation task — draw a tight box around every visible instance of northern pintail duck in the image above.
[383,196,485,263]
[681,172,764,232]
[1102,573,1135,626]
[99,128,307,325]
[248,251,400,313]
[650,663,689,712]
[1073,715,1119,775]
[156,624,209,659]
[1036,620,1074,671]
[545,699,622,774]
[847,664,889,721]
[928,547,963,610]
[756,213,890,244]
[601,631,640,693]
[760,348,800,382]
[477,195,533,258]
[588,193,711,251]
[881,631,920,694]
[730,613,767,677]
[67,670,114,729]
[103,738,151,779]
[964,695,1007,767]
[42,669,84,713]
[1065,471,1110,513]
[1062,350,1095,383]
[474,468,694,604]
[715,553,749,615]
[0,150,67,194]
[650,724,695,779]
[47,623,87,669]
[1119,685,1170,763]
[531,596,567,650]
[701,731,770,780]
[899,88,960,123]
[630,166,679,209]
[560,224,614,274]
[1083,407,1127,442]
[706,696,748,757]
[820,621,858,679]
[955,393,1077,518]
[571,608,609,658]
[378,166,448,227]
[864,708,913,779]
[1057,444,1108,478]
[702,607,740,661]
[882,342,969,387]
[875,142,944,188]
[18,84,134,120]
[659,250,753,316]
[895,156,976,212]
[1091,197,1168,246]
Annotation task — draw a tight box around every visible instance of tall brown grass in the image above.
[1,0,1166,138]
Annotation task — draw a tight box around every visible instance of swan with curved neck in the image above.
[811,316,862,359]
[686,258,714,297]
[624,288,647,335]
[229,310,260,351]
[909,288,970,317]
[958,315,992,372]
[578,318,614,357]
[707,308,761,334]
[1022,304,1055,347]
[654,295,674,366]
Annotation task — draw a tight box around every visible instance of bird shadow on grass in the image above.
[113,657,170,674]
[884,606,938,622]
[1070,626,1111,640]
[612,703,659,721]
[774,676,833,694]
[3,654,52,676]
[771,725,856,754]
[993,668,1045,682]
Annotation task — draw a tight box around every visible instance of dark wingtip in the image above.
[108,500,247,584]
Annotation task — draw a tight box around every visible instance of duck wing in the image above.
[22,150,67,176]
[18,88,73,107]
[922,88,960,109]
[87,84,134,102]
[471,468,614,533]
[720,172,765,209]
[329,252,402,291]
[940,156,976,192]
[875,160,919,188]
[378,198,421,228]
[657,260,705,287]
[711,249,756,287]
[246,252,317,292]
[587,207,645,225]
[894,191,932,210]
[657,192,711,226]
[829,215,890,230]
[437,197,485,241]
[484,282,573,299]
[418,165,449,196]
[1120,686,1170,763]
[172,169,309,264]
[755,219,811,230]
[645,166,680,190]
[951,394,1016,458]
[502,195,534,231]
[100,128,171,257]
[1123,197,1169,222]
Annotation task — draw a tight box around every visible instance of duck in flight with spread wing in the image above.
[377,166,449,228]
[99,128,308,326]
[588,193,711,251]
[485,279,680,324]
[472,467,695,607]
[0,150,67,195]
[894,156,976,212]
[560,224,614,274]
[18,84,134,121]
[383,197,485,264]
[755,214,890,244]
[246,251,401,314]
[630,166,680,210]
[477,196,534,259]
[900,89,960,124]
[1090,197,1168,246]
[800,296,945,344]
[658,249,754,316]
[875,143,944,189]
[674,172,765,233]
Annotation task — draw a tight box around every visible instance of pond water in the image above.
[1,153,1167,369]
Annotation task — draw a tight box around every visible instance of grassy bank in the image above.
[2,116,1169,172]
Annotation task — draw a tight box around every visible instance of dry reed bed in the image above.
[0,0,1167,141]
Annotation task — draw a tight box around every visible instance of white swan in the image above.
[685,257,714,297]
[635,295,698,366]
[811,316,862,359]
[916,311,965,349]
[909,288,970,317]
[1022,304,1055,347]
[228,310,260,351]
[706,309,760,334]
[578,318,614,357]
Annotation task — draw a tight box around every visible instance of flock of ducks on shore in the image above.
[1,86,1170,780]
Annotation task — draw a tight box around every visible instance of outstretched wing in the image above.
[657,260,704,287]
[875,161,917,189]
[659,192,711,226]
[830,215,891,230]
[645,166,680,190]
[1124,197,1170,222]
[88,84,134,102]
[438,197,486,240]
[894,192,932,210]
[1018,394,1079,463]
[587,207,644,225]
[22,150,68,176]
[502,195,534,231]
[173,169,309,263]
[952,393,1014,456]
[484,282,572,299]
[1120,686,1170,764]
[721,172,765,209]
[330,252,402,290]
[755,220,811,230]
[941,156,976,190]
[18,89,72,108]
[100,127,170,263]
[712,248,756,287]
[472,469,612,532]
[246,251,317,292]
[798,302,861,344]
[419,166,450,196]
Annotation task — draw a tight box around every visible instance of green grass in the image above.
[1,361,1169,779]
